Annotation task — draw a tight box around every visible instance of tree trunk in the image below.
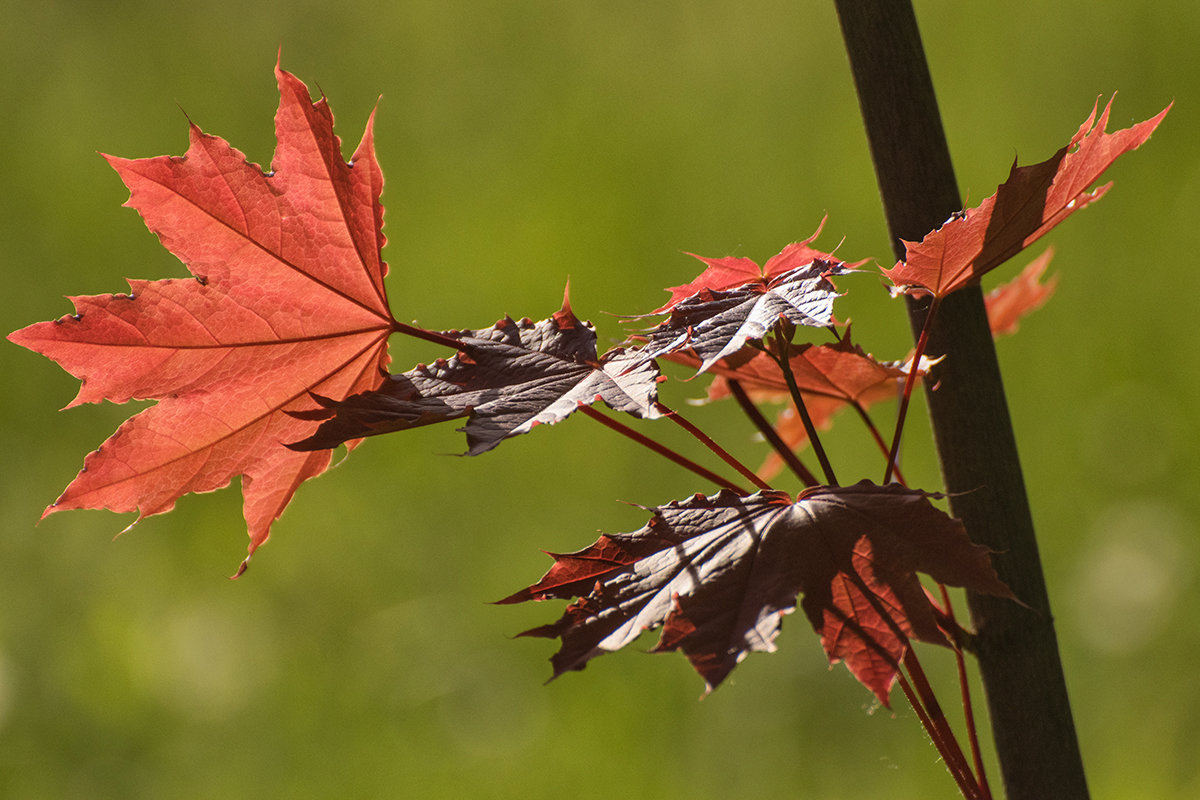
[833,3,1090,798]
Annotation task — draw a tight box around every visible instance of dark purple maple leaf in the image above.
[292,297,662,455]
[637,261,847,374]
[502,481,1011,703]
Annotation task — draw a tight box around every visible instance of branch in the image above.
[834,2,1090,798]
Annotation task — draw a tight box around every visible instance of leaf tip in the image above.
[560,279,573,317]
[229,554,251,580]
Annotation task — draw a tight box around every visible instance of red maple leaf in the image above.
[984,248,1058,337]
[7,63,403,574]
[655,218,866,312]
[503,482,1011,703]
[293,295,663,455]
[698,331,917,405]
[664,332,930,478]
[884,96,1169,297]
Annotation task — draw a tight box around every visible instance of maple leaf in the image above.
[293,295,662,455]
[503,481,1011,703]
[699,331,916,405]
[637,261,848,374]
[7,62,399,573]
[984,248,1058,337]
[743,340,928,479]
[664,332,928,478]
[656,217,866,312]
[884,96,1170,297]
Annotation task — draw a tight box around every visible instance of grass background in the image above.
[1,2,1195,797]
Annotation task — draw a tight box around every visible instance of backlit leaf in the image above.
[884,97,1169,297]
[504,482,1011,702]
[8,63,397,573]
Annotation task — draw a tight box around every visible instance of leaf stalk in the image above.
[766,326,838,486]
[655,402,773,493]
[882,294,939,484]
[579,405,749,494]
[727,380,819,487]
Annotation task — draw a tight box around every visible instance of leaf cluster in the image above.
[7,64,1168,704]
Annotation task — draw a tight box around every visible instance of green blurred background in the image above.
[1,1,1195,797]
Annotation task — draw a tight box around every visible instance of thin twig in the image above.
[941,585,993,800]
[835,572,981,799]
[897,670,982,800]
[903,648,983,800]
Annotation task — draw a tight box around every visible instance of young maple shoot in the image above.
[7,61,1168,800]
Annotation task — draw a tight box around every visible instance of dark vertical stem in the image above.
[833,3,1089,799]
